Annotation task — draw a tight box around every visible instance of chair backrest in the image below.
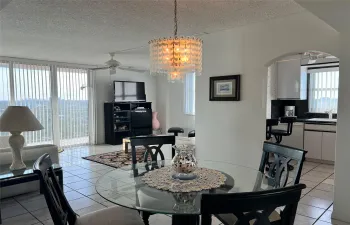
[280,117,296,135]
[33,154,76,225]
[259,141,307,187]
[201,184,306,225]
[130,135,175,162]
[266,119,278,140]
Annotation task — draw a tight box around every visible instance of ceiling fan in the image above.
[91,53,149,75]
[303,51,337,64]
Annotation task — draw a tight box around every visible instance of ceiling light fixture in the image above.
[149,0,202,82]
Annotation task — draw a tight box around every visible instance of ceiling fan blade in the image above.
[118,66,149,73]
[91,66,110,71]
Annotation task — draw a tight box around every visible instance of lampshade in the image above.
[0,106,44,132]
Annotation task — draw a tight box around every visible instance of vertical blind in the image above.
[0,60,91,147]
[57,67,89,147]
[13,63,53,145]
[308,67,339,113]
[0,62,10,138]
[184,73,195,115]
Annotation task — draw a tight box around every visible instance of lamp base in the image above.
[9,131,26,171]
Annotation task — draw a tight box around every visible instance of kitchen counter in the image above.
[296,118,337,125]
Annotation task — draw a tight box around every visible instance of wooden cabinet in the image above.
[321,132,336,161]
[304,131,322,160]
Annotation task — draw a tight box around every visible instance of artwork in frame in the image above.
[209,75,240,101]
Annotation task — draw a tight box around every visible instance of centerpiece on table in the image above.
[171,144,197,180]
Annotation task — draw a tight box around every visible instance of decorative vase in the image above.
[171,144,197,180]
[172,192,198,213]
[152,112,160,130]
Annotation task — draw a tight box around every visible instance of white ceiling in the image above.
[0,0,305,67]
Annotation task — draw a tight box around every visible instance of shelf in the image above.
[114,110,130,113]
[114,130,130,133]
[114,121,130,124]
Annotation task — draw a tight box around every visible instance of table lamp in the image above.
[0,106,43,170]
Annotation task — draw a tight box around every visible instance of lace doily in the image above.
[142,166,227,193]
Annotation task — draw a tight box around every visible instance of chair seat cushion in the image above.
[270,129,288,135]
[168,127,184,133]
[215,210,281,225]
[76,206,144,225]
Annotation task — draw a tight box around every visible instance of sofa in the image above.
[0,144,59,199]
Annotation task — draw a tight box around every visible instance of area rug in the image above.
[82,147,149,169]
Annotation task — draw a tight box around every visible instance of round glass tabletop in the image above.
[95,160,272,215]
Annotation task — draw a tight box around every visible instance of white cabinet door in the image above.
[321,132,336,161]
[277,60,300,99]
[304,131,322,160]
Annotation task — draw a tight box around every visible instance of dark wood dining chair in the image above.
[33,154,144,225]
[202,184,306,225]
[129,135,175,164]
[260,141,307,188]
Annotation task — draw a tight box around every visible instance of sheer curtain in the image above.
[184,73,195,115]
[308,67,339,113]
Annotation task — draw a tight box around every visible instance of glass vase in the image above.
[171,144,197,180]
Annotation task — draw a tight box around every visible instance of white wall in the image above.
[94,70,157,144]
[195,11,339,169]
[156,76,195,135]
[266,62,278,118]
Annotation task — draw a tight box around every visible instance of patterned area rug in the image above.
[82,147,148,169]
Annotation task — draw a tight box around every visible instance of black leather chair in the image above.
[266,119,278,140]
[270,117,296,143]
[167,127,184,136]
[33,154,143,225]
[203,184,306,225]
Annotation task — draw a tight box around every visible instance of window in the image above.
[308,67,339,113]
[0,59,92,147]
[184,73,195,115]
[13,63,53,145]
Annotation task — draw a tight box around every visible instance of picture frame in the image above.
[209,75,241,101]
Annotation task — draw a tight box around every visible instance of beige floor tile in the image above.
[31,207,52,222]
[294,215,316,225]
[21,197,48,212]
[301,174,326,183]
[315,183,334,192]
[69,197,98,211]
[302,187,312,196]
[1,203,28,219]
[1,213,40,225]
[64,190,85,201]
[149,214,172,225]
[65,180,94,190]
[323,179,335,185]
[75,203,106,216]
[76,171,102,180]
[297,203,326,219]
[300,179,321,188]
[308,189,334,201]
[75,186,98,196]
[306,171,333,179]
[300,195,333,209]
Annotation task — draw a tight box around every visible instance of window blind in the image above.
[308,68,339,113]
[184,73,195,115]
[0,62,10,138]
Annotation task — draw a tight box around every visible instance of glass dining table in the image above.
[95,160,273,225]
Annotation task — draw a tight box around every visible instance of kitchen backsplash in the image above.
[271,100,337,119]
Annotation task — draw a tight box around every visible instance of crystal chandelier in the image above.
[149,0,202,82]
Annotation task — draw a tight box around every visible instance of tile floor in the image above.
[0,145,348,225]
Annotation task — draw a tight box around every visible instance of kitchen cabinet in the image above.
[304,131,322,160]
[276,59,307,99]
[303,124,337,161]
[321,132,336,161]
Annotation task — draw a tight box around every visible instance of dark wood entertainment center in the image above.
[104,101,152,145]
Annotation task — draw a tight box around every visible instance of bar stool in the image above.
[188,130,195,137]
[167,127,184,136]
[270,117,296,144]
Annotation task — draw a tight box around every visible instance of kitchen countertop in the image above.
[296,118,337,125]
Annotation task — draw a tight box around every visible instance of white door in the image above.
[304,131,322,160]
[321,132,336,161]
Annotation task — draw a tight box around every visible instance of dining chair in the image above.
[202,184,306,225]
[129,135,175,164]
[33,153,144,225]
[259,141,307,188]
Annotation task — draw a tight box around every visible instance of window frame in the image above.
[307,65,339,113]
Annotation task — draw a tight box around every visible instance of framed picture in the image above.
[209,75,240,101]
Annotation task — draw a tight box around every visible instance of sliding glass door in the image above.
[57,67,89,147]
[0,60,92,147]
